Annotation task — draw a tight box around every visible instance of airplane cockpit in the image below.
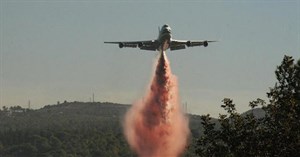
[162,24,169,28]
[161,24,171,33]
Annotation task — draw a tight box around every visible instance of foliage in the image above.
[0,102,133,157]
[0,102,202,156]
[196,55,300,156]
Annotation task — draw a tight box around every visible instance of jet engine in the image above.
[119,43,124,48]
[119,43,137,48]
[138,42,144,48]
[203,41,208,47]
[187,40,208,47]
[186,41,192,47]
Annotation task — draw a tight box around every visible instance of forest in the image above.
[0,55,299,157]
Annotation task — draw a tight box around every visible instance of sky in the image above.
[1,0,299,117]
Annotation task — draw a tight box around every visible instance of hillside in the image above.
[0,102,129,132]
[0,101,267,157]
[0,101,207,157]
[0,101,206,131]
[241,108,266,118]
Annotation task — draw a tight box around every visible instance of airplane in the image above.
[104,24,216,51]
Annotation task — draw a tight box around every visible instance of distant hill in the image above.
[0,101,263,133]
[0,101,266,157]
[40,101,130,119]
[0,101,207,134]
[3,101,267,132]
[241,108,266,118]
[0,101,208,156]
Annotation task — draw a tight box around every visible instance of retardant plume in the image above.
[124,51,189,157]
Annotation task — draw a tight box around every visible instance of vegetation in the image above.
[0,102,133,157]
[196,55,300,156]
[0,102,204,156]
[0,55,299,156]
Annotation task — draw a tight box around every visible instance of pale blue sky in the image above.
[1,0,299,116]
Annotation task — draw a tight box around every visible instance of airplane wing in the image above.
[170,39,217,51]
[104,40,158,51]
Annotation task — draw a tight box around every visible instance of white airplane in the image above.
[104,24,216,51]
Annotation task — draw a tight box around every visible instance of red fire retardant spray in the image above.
[124,51,190,157]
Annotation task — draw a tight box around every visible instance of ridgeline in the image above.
[0,101,205,157]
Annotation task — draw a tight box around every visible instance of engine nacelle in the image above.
[138,42,144,48]
[203,41,208,47]
[186,41,191,47]
[119,43,124,48]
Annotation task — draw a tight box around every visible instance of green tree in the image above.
[262,55,300,155]
[196,55,300,156]
[32,135,51,153]
[7,143,38,157]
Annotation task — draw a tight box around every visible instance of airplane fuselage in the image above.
[157,25,172,51]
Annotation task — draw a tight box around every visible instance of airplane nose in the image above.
[163,30,170,33]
